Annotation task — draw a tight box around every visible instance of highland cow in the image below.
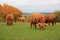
[30,13,46,30]
[17,17,25,22]
[45,14,57,26]
[6,13,14,26]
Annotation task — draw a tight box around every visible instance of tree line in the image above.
[0,4,23,22]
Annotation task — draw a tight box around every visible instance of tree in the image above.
[0,4,3,22]
[54,11,60,22]
[0,4,23,22]
[54,11,60,16]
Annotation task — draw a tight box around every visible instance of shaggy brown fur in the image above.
[45,14,57,26]
[30,13,46,30]
[6,14,14,26]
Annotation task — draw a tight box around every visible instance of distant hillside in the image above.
[23,12,52,16]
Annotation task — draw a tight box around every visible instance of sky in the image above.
[0,0,60,13]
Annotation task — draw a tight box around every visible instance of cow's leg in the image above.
[52,21,54,26]
[30,22,32,28]
[23,20,24,22]
[34,23,37,28]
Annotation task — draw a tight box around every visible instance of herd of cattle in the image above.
[6,13,57,30]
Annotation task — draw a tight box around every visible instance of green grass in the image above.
[0,22,60,40]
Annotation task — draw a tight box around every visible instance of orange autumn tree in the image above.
[2,4,9,22]
[0,4,3,22]
[0,5,2,13]
[8,4,23,16]
[1,4,23,22]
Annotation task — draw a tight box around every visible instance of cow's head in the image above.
[38,23,48,30]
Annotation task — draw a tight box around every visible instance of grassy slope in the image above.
[0,22,60,40]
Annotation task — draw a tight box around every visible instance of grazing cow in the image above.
[30,13,46,30]
[17,18,21,22]
[17,17,25,22]
[45,14,57,26]
[6,13,14,26]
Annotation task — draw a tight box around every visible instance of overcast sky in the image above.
[0,0,60,13]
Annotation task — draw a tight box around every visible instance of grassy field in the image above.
[0,22,60,40]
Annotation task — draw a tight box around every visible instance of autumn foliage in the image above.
[0,4,23,22]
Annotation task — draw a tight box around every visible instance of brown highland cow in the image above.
[30,13,46,30]
[6,13,14,25]
[45,14,57,26]
[17,17,25,22]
